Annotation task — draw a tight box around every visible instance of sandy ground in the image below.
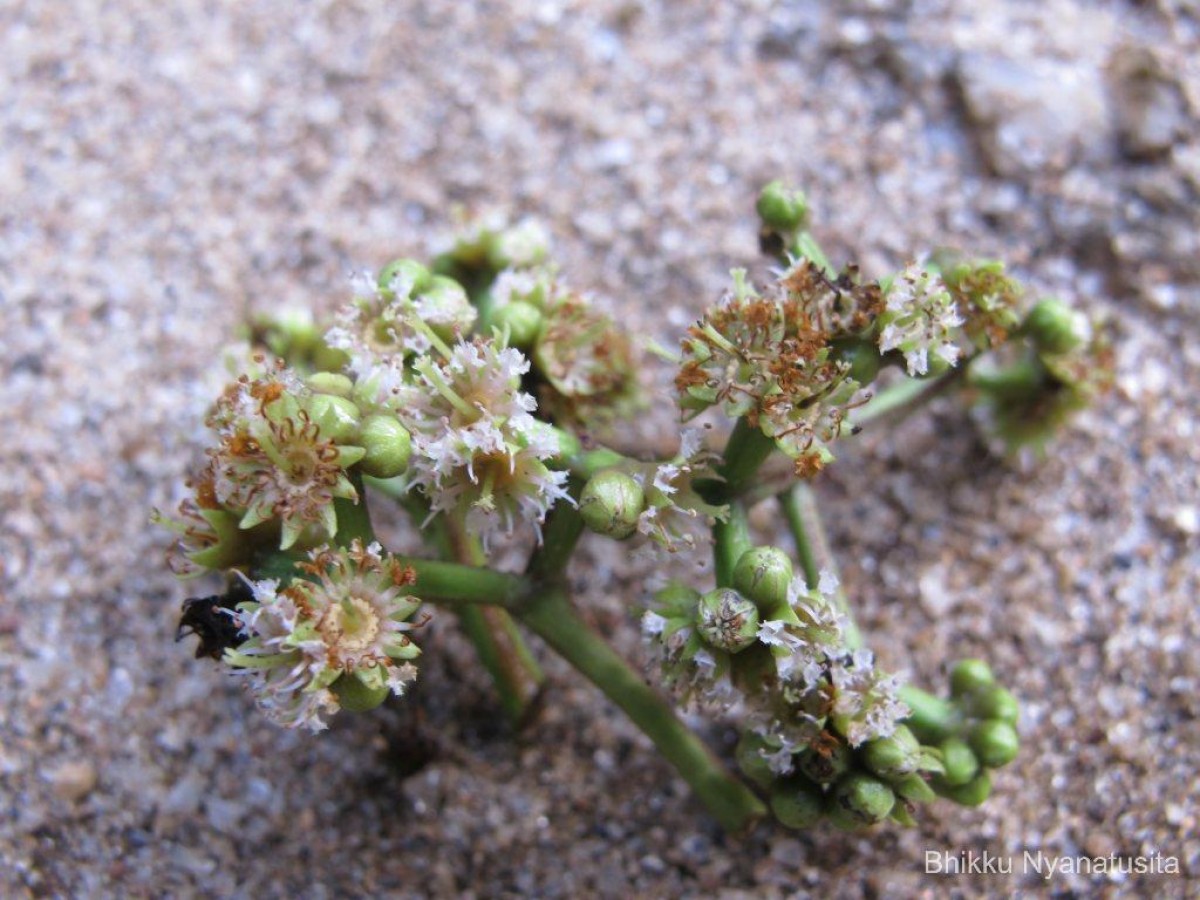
[2,1,1198,896]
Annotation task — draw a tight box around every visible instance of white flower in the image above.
[223,542,424,732]
[393,340,570,548]
[877,265,964,376]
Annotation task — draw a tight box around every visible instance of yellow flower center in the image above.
[321,596,380,654]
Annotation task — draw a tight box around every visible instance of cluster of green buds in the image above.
[751,657,1022,832]
[969,297,1114,458]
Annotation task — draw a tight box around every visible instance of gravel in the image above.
[1,0,1197,896]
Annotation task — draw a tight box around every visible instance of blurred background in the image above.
[1,1,1196,895]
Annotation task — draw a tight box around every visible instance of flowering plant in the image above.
[158,184,1110,833]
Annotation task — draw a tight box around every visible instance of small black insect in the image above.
[176,579,252,660]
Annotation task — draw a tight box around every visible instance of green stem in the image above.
[713,501,752,589]
[333,469,375,547]
[711,417,776,501]
[777,483,862,650]
[518,587,766,833]
[851,366,966,429]
[900,685,961,744]
[446,512,544,726]
[396,558,529,607]
[527,484,586,581]
[791,230,834,276]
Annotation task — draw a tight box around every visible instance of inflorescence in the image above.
[157,182,1111,833]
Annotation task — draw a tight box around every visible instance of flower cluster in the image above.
[325,261,477,378]
[393,339,571,548]
[222,541,424,732]
[156,367,367,557]
[677,264,880,476]
[485,266,643,431]
[643,548,908,766]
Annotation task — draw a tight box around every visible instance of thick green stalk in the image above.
[527,485,586,581]
[518,587,766,833]
[777,483,861,649]
[446,514,545,726]
[713,501,752,589]
[708,416,776,502]
[396,558,529,607]
[333,469,376,547]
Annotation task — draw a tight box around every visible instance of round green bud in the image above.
[938,770,992,807]
[1025,298,1084,355]
[967,686,1020,725]
[358,415,412,479]
[377,258,431,295]
[798,742,851,785]
[732,546,794,613]
[306,372,355,398]
[969,720,1019,769]
[492,300,544,350]
[938,737,980,787]
[831,773,895,828]
[770,778,825,830]
[756,180,809,233]
[696,588,760,654]
[579,470,645,539]
[831,338,882,383]
[331,670,390,713]
[735,732,780,789]
[421,276,473,342]
[950,659,995,698]
[308,394,362,444]
[862,725,921,779]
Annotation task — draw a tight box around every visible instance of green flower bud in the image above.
[831,773,895,828]
[938,737,980,787]
[756,180,809,233]
[937,770,992,807]
[967,686,1020,725]
[377,258,432,295]
[1025,298,1084,355]
[306,372,355,399]
[862,725,921,779]
[831,337,882,382]
[770,778,825,830]
[735,732,780,789]
[309,394,362,444]
[950,659,995,698]
[799,742,851,785]
[732,546,794,613]
[969,720,1019,769]
[696,588,760,654]
[492,300,544,350]
[969,357,1047,401]
[357,415,412,479]
[579,470,644,539]
[331,668,390,713]
[893,773,937,804]
[421,276,473,342]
